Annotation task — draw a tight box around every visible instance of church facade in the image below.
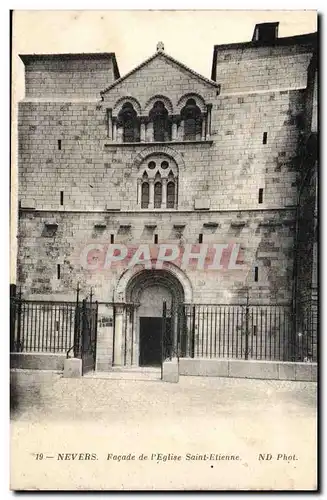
[15,23,318,370]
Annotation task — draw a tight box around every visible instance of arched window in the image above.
[154,181,162,208]
[149,101,171,142]
[167,182,175,208]
[181,99,202,141]
[141,182,149,209]
[118,102,140,143]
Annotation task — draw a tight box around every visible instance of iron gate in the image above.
[73,290,98,375]
[161,301,180,377]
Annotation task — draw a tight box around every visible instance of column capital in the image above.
[140,116,150,124]
[172,114,181,125]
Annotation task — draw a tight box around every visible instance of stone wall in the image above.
[21,54,118,99]
[17,37,316,310]
[17,209,295,304]
[18,88,304,212]
[212,42,315,94]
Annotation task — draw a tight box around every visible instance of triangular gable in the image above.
[101,49,218,96]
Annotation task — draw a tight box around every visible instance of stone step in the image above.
[84,368,162,381]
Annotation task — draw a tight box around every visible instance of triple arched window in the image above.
[110,95,211,143]
[139,158,178,209]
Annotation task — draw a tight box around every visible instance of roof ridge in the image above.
[101,50,218,95]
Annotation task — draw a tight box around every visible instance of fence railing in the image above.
[176,302,317,363]
[10,288,317,364]
[179,304,293,361]
[11,297,77,354]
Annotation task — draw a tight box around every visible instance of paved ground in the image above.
[10,370,317,491]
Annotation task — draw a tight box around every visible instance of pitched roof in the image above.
[101,49,218,95]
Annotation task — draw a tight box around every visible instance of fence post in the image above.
[244,291,249,360]
[191,305,196,358]
[74,284,80,358]
[10,284,16,352]
[16,287,22,352]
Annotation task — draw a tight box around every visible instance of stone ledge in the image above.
[10,352,66,371]
[179,358,228,377]
[104,140,213,148]
[178,358,317,382]
[228,359,279,379]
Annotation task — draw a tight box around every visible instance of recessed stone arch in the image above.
[143,95,174,115]
[112,96,142,117]
[114,261,193,303]
[133,145,185,169]
[176,93,206,113]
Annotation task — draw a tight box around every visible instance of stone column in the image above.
[137,179,142,206]
[113,305,124,366]
[146,121,153,142]
[206,104,212,140]
[140,117,146,142]
[116,123,123,143]
[178,120,184,141]
[172,116,180,141]
[175,177,179,208]
[162,178,167,209]
[149,178,154,209]
[112,119,117,142]
[107,109,113,140]
[201,115,206,141]
[172,120,178,141]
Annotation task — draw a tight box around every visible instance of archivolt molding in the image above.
[176,93,207,113]
[143,95,174,115]
[112,96,142,116]
[114,262,193,303]
[133,145,185,169]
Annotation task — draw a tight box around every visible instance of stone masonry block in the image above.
[179,358,228,377]
[278,362,296,380]
[162,359,179,383]
[63,358,82,378]
[228,360,279,380]
[295,363,313,382]
[194,198,210,210]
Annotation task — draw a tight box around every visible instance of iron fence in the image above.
[173,302,317,363]
[179,304,294,361]
[295,300,318,362]
[10,297,76,353]
[10,285,98,361]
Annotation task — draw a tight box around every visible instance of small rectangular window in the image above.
[253,325,257,336]
[199,234,203,244]
[57,264,61,279]
[262,132,267,145]
[110,234,114,244]
[60,191,64,205]
[58,139,62,150]
[258,188,263,204]
[154,234,158,244]
[254,266,258,282]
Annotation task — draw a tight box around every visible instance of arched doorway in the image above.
[126,270,185,366]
